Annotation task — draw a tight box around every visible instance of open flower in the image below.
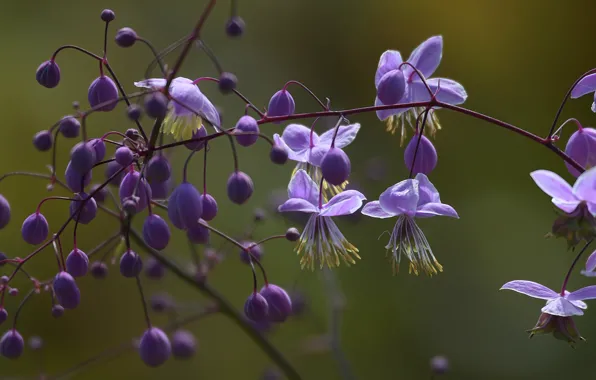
[361,173,458,275]
[501,280,596,344]
[374,36,467,144]
[277,169,365,270]
[571,73,596,112]
[134,77,220,140]
[273,123,360,200]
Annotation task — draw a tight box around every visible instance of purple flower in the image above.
[570,73,596,112]
[134,77,220,140]
[530,168,596,214]
[278,169,365,269]
[565,127,596,177]
[361,173,458,275]
[273,123,360,200]
[374,36,467,144]
[581,249,596,277]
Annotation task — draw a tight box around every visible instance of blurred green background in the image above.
[2,0,596,379]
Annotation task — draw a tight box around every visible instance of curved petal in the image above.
[134,78,167,89]
[573,166,596,202]
[273,134,308,162]
[361,201,396,219]
[307,145,328,167]
[375,96,408,121]
[570,73,596,98]
[406,36,443,79]
[586,250,596,272]
[379,179,419,217]
[197,92,221,128]
[530,170,576,202]
[552,199,581,213]
[415,202,458,218]
[320,190,366,217]
[541,297,584,317]
[319,123,361,149]
[409,78,467,105]
[567,285,596,302]
[278,198,319,214]
[169,82,205,117]
[581,269,596,277]
[416,173,440,205]
[281,124,318,152]
[500,280,558,300]
[375,50,403,87]
[287,169,319,206]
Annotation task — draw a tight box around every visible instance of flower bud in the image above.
[59,116,81,138]
[377,69,406,105]
[200,194,218,221]
[0,309,7,325]
[0,329,24,359]
[285,227,300,242]
[21,213,49,245]
[234,115,259,147]
[143,214,171,251]
[0,195,10,230]
[119,250,143,278]
[115,146,134,166]
[88,75,119,112]
[225,16,245,37]
[115,27,137,48]
[51,304,64,318]
[90,261,108,279]
[244,293,269,322]
[186,221,210,244]
[321,147,351,185]
[171,330,197,359]
[267,90,295,119]
[145,257,165,280]
[144,92,168,119]
[239,241,263,264]
[126,104,142,121]
[119,170,152,212]
[100,9,115,22]
[70,142,96,174]
[65,248,89,277]
[565,127,596,177]
[404,134,437,175]
[53,271,80,309]
[218,72,238,94]
[69,192,97,224]
[139,327,171,367]
[146,155,171,183]
[227,171,254,204]
[184,125,207,151]
[33,130,53,151]
[259,284,292,322]
[168,183,203,230]
[528,312,584,345]
[35,60,61,88]
[270,144,288,165]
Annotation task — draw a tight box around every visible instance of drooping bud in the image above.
[527,312,584,346]
[65,248,89,277]
[377,69,406,105]
[145,257,165,280]
[404,134,437,175]
[200,194,218,221]
[138,327,171,367]
[270,144,288,165]
[171,330,197,359]
[267,90,295,119]
[100,9,115,22]
[119,170,152,212]
[285,227,300,242]
[115,27,138,48]
[0,195,10,229]
[69,192,98,224]
[53,271,81,309]
[186,221,210,244]
[143,214,171,251]
[33,130,53,151]
[144,92,168,119]
[0,329,24,359]
[239,241,263,264]
[59,116,81,138]
[126,104,143,121]
[225,16,245,37]
[184,125,208,151]
[565,127,596,177]
[90,138,106,163]
[115,146,134,166]
[21,213,49,245]
[321,147,351,185]
[234,115,259,147]
[88,75,119,111]
[168,183,203,230]
[119,250,143,278]
[70,142,96,174]
[36,60,61,88]
[146,155,171,183]
[259,284,292,322]
[218,72,238,94]
[244,293,269,322]
[227,171,254,204]
[90,261,108,279]
[66,161,92,192]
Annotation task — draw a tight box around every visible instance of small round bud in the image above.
[69,192,98,224]
[146,155,171,183]
[227,171,254,204]
[144,92,168,119]
[59,116,81,138]
[186,221,210,245]
[270,144,288,165]
[234,115,259,147]
[126,104,142,121]
[225,16,245,37]
[0,195,10,229]
[244,293,269,322]
[321,147,351,185]
[115,147,134,166]
[430,355,449,375]
[90,184,108,203]
[139,327,171,367]
[267,90,295,120]
[104,161,123,187]
[0,309,7,325]
[100,9,115,22]
[8,288,18,297]
[88,75,119,112]
[239,241,263,264]
[65,248,89,277]
[0,329,24,359]
[115,27,138,48]
[90,261,108,279]
[28,336,43,351]
[168,183,203,230]
[53,271,80,309]
[184,125,207,151]
[51,304,65,318]
[377,69,406,105]
[21,213,49,245]
[35,60,61,88]
[33,130,53,151]
[200,194,218,221]
[171,330,197,359]
[285,227,300,242]
[565,127,596,177]
[145,257,165,280]
[404,134,437,175]
[119,250,143,278]
[218,72,237,94]
[260,284,292,322]
[143,214,171,251]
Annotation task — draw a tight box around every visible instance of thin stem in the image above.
[135,275,152,329]
[283,80,328,111]
[87,232,121,258]
[137,37,167,75]
[192,77,264,118]
[196,40,223,73]
[183,150,198,183]
[560,239,593,295]
[128,229,301,380]
[51,45,102,61]
[329,116,345,148]
[102,19,110,58]
[12,288,36,329]
[0,172,68,191]
[203,142,209,194]
[250,235,286,247]
[408,109,429,178]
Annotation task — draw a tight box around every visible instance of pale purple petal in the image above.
[287,169,319,206]
[410,78,467,105]
[307,145,328,167]
[592,99,596,113]
[134,78,167,89]
[552,199,581,213]
[197,92,221,128]
[541,297,584,317]
[570,73,596,98]
[530,170,576,202]
[581,269,596,278]
[589,202,596,215]
[169,82,205,117]
[405,36,443,79]
[361,201,396,219]
[378,179,419,217]
[567,285,596,302]
[415,203,458,218]
[500,280,558,300]
[572,166,596,202]
[585,250,596,272]
[375,96,408,121]
[319,123,361,149]
[273,134,308,162]
[281,124,318,152]
[278,198,319,214]
[320,190,366,217]
[375,50,403,87]
[415,173,440,206]
[562,291,588,309]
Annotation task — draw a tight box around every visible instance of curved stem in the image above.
[137,37,167,75]
[560,239,593,295]
[283,80,328,111]
[51,45,102,61]
[408,109,429,178]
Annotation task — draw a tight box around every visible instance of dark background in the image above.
[1,0,596,379]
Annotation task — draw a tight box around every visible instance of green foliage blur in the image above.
[1,0,596,379]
